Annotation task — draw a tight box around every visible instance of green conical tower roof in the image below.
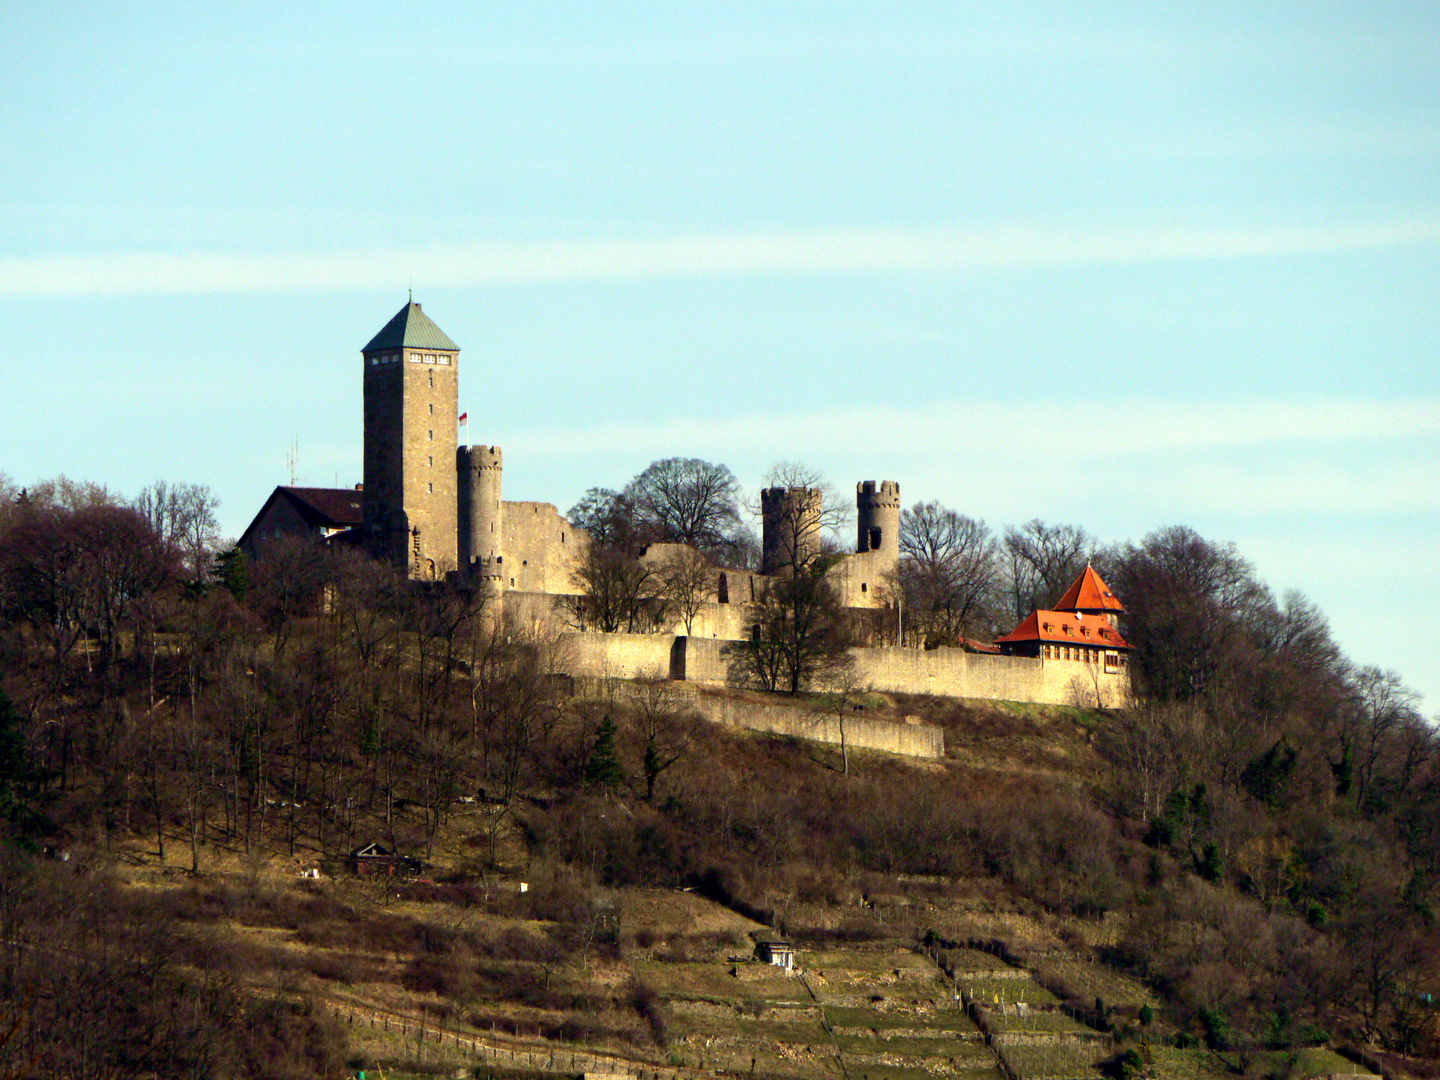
[362,299,459,353]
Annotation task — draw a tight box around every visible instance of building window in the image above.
[427,455,433,467]
[428,372,434,388]
[428,482,433,494]
[429,403,434,415]
[440,355,451,365]
[428,429,433,441]
[408,352,420,363]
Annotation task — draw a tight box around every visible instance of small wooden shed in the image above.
[346,842,423,877]
[756,939,796,970]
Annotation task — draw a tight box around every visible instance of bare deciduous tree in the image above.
[1000,520,1096,621]
[135,480,223,583]
[897,502,1000,646]
[624,458,745,558]
[738,564,854,695]
[570,543,667,633]
[628,676,700,802]
[658,546,712,635]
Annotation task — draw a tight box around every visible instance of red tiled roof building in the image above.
[993,566,1132,674]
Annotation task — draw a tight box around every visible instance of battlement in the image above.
[761,486,821,509]
[458,445,503,470]
[856,479,900,506]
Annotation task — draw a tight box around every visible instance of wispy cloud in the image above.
[497,395,1440,530]
[4,218,1440,298]
[505,396,1440,463]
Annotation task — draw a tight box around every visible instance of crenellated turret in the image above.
[457,445,504,577]
[761,486,822,574]
[855,480,900,558]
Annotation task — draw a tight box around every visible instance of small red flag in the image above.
[458,412,468,423]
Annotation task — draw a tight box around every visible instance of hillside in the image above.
[0,662,1431,1080]
[0,495,1438,1079]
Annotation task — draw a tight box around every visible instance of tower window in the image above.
[427,455,433,467]
[429,403,434,415]
[428,430,433,441]
[428,482,433,494]
[428,372,434,388]
[409,352,420,363]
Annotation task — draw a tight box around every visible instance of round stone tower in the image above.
[761,486,822,575]
[855,480,900,558]
[457,445,503,573]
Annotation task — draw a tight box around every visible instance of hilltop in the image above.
[0,479,1437,1079]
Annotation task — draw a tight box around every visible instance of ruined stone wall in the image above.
[829,549,897,609]
[631,544,764,639]
[500,501,588,594]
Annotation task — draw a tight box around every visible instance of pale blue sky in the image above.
[3,3,1437,709]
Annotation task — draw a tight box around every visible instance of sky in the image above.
[2,2,1437,711]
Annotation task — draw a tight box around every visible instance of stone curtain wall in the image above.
[553,633,1129,719]
[560,632,678,681]
[564,662,946,761]
[692,694,944,758]
[844,646,1130,708]
[675,638,1129,708]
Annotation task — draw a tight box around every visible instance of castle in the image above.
[239,299,1132,707]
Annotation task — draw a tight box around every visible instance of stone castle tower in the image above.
[361,300,460,577]
[457,444,504,590]
[760,487,823,574]
[855,480,900,559]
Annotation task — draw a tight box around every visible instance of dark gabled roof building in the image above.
[236,485,365,564]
